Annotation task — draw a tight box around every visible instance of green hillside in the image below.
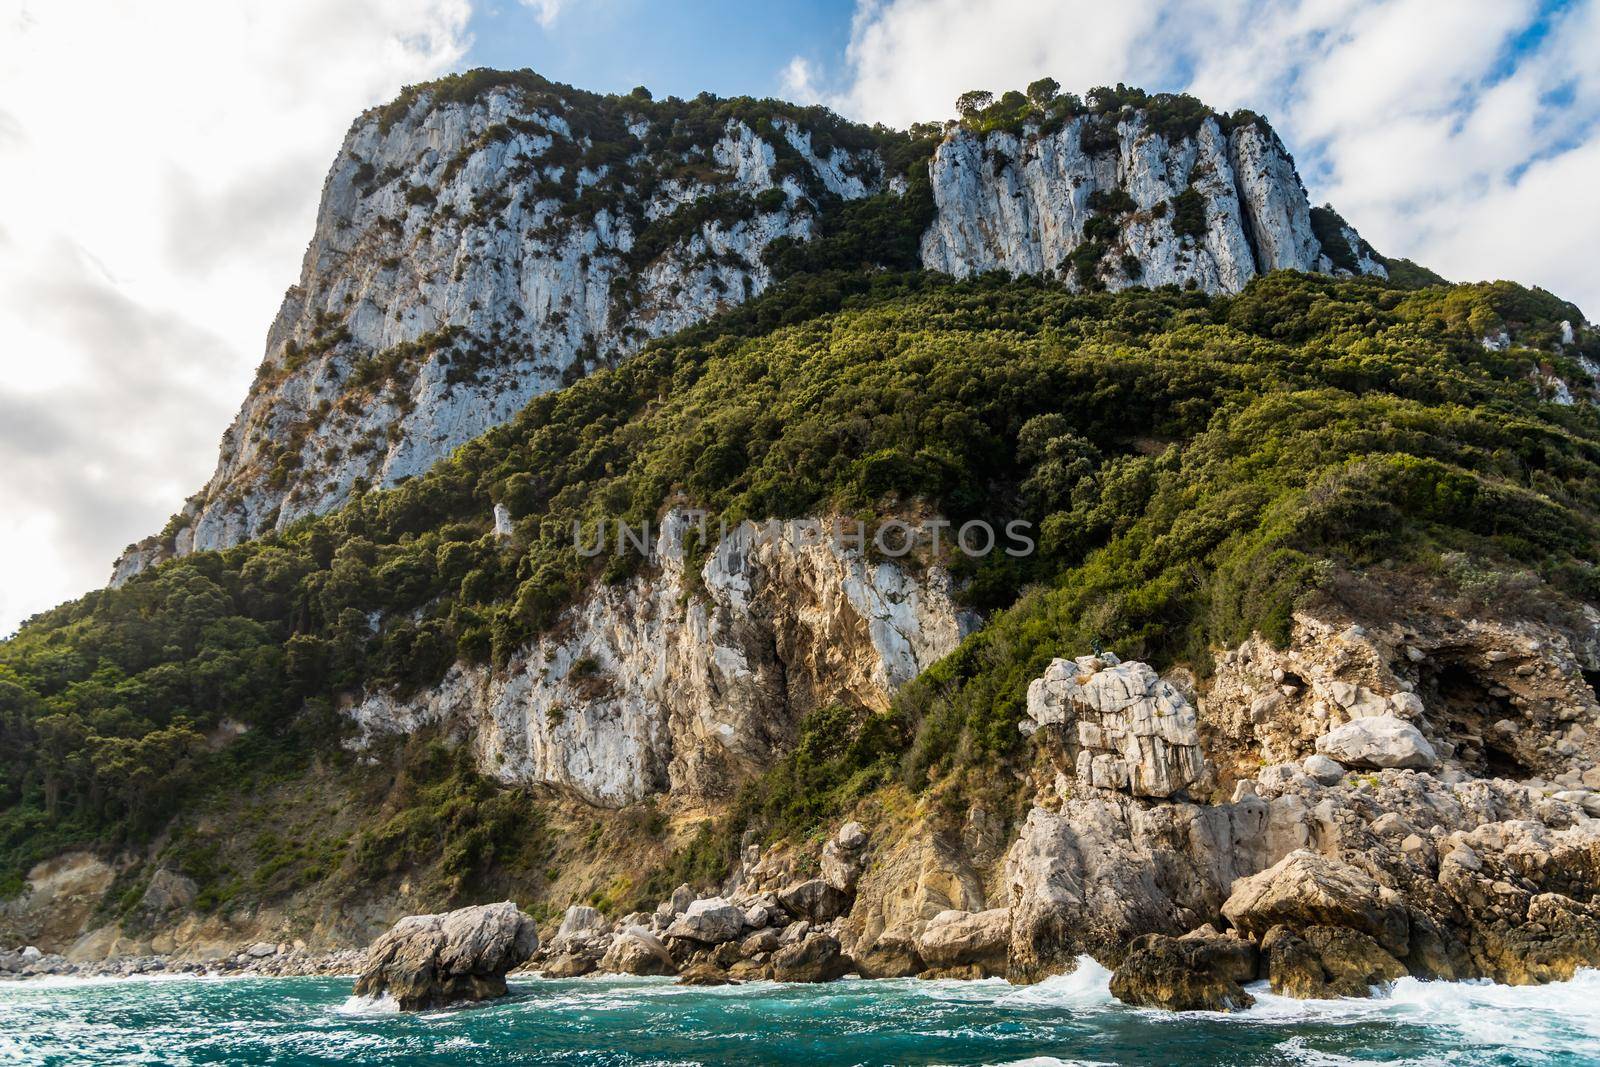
[3,264,1597,913]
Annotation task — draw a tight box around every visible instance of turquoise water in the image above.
[4,961,1600,1065]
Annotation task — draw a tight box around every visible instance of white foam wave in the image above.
[1002,957,1117,1007]
[0,971,213,991]
[334,991,399,1014]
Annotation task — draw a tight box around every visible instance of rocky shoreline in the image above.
[0,944,365,981]
[9,603,1600,1016]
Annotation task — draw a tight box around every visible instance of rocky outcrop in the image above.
[820,821,869,892]
[1109,929,1257,1011]
[1260,924,1407,998]
[1221,851,1410,956]
[353,902,539,1010]
[1203,603,1600,788]
[778,879,850,923]
[912,908,1011,976]
[599,926,676,976]
[1005,789,1269,979]
[1005,597,1600,1000]
[771,933,850,983]
[664,898,746,944]
[116,83,1386,585]
[346,513,976,805]
[0,853,117,954]
[1023,653,1209,797]
[921,113,1385,294]
[114,86,887,580]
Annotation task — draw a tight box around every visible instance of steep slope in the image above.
[112,72,895,581]
[5,268,1597,961]
[12,71,1600,979]
[922,108,1379,289]
[113,78,1383,581]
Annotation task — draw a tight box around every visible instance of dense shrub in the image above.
[3,244,1596,895]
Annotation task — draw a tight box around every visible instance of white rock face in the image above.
[1315,715,1438,771]
[1024,653,1209,798]
[113,90,886,581]
[920,114,1384,294]
[664,897,745,944]
[346,512,978,805]
[114,93,1388,585]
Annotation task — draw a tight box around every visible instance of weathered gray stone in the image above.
[1024,655,1208,797]
[664,898,746,944]
[600,926,676,976]
[353,902,540,1010]
[913,908,1011,974]
[1222,851,1409,956]
[1315,716,1437,771]
[1302,754,1346,786]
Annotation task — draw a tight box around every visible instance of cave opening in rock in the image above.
[1419,658,1531,779]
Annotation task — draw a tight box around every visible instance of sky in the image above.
[1,0,1597,636]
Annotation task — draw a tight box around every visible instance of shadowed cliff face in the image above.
[112,79,1382,582]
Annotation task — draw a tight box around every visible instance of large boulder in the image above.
[851,929,924,978]
[1262,924,1407,998]
[1109,930,1258,1011]
[1222,850,1409,957]
[913,908,1010,975]
[771,933,851,983]
[353,902,539,1010]
[664,897,746,944]
[554,905,609,944]
[1004,794,1270,980]
[1024,654,1209,798]
[600,926,676,976]
[820,821,869,892]
[1314,716,1436,771]
[540,952,597,978]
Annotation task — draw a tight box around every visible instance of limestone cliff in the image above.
[113,80,1383,582]
[113,78,887,581]
[346,513,977,806]
[920,114,1384,292]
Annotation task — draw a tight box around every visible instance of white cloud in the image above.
[780,56,824,105]
[519,0,564,28]
[0,0,470,635]
[802,0,1600,314]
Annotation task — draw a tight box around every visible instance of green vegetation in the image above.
[3,71,1598,905]
[4,261,1596,899]
[951,80,1267,147]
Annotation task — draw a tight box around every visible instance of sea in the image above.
[3,959,1598,1065]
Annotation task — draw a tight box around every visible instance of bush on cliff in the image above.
[2,266,1597,894]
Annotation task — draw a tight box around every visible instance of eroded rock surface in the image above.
[1109,929,1257,1011]
[353,902,538,1010]
[347,513,976,805]
[922,115,1384,293]
[1023,654,1209,798]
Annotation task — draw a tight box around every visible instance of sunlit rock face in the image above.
[113,85,887,580]
[113,86,1383,583]
[920,114,1384,293]
[344,513,979,806]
